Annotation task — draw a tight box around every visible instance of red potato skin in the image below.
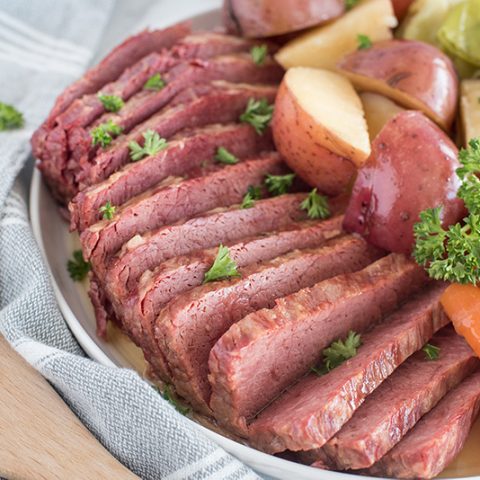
[392,0,415,21]
[343,111,465,254]
[272,81,357,196]
[338,40,459,131]
[223,0,345,38]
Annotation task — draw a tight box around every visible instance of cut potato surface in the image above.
[360,93,406,141]
[460,80,480,145]
[272,67,370,195]
[338,39,459,130]
[275,0,397,70]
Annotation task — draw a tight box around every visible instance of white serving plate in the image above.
[29,7,480,480]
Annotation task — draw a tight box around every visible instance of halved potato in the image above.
[360,93,406,141]
[275,0,397,70]
[272,67,370,195]
[460,80,480,145]
[338,39,459,130]
[223,0,345,38]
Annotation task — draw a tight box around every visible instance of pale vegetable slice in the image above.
[272,67,370,195]
[275,0,397,70]
[460,80,480,145]
[360,93,406,141]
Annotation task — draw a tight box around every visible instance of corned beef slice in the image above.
[320,327,479,470]
[81,154,285,272]
[368,370,480,479]
[243,254,428,453]
[155,235,383,413]
[211,283,448,435]
[69,122,274,231]
[80,82,278,187]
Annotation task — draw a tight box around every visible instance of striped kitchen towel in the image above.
[0,0,261,478]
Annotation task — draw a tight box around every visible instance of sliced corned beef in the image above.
[69,123,274,230]
[321,327,479,470]
[368,370,480,479]
[155,235,383,413]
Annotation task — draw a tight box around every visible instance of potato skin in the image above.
[223,0,345,38]
[392,0,415,20]
[338,40,459,131]
[272,80,357,196]
[343,111,465,254]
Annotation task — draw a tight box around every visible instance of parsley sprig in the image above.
[91,120,123,148]
[144,73,166,91]
[67,250,91,281]
[97,93,124,112]
[414,138,480,285]
[158,385,190,415]
[423,343,440,361]
[241,185,262,209]
[240,98,274,135]
[129,130,168,161]
[99,201,116,220]
[301,189,330,219]
[312,331,362,375]
[0,102,24,130]
[251,44,268,65]
[357,34,372,50]
[265,173,296,196]
[215,147,238,165]
[203,245,240,283]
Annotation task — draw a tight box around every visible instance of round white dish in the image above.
[29,7,480,480]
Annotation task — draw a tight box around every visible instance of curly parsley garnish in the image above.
[251,44,268,65]
[240,98,274,135]
[99,201,116,220]
[67,250,91,281]
[129,130,168,162]
[241,185,262,209]
[203,245,240,283]
[357,34,372,50]
[0,102,24,130]
[423,343,440,361]
[144,73,166,91]
[265,173,296,196]
[91,120,123,148]
[97,93,124,112]
[300,189,330,219]
[311,331,362,375]
[215,147,239,165]
[414,138,480,285]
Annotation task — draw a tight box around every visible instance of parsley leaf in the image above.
[265,173,296,196]
[357,34,372,50]
[97,93,124,112]
[159,385,190,415]
[203,245,240,283]
[67,250,91,281]
[91,120,123,148]
[300,189,330,219]
[322,331,362,373]
[128,130,168,162]
[215,147,239,165]
[241,185,262,209]
[240,98,274,135]
[251,44,268,65]
[99,201,116,220]
[345,0,359,9]
[144,73,166,91]
[0,102,24,130]
[423,343,440,361]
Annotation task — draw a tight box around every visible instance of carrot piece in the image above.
[441,283,480,357]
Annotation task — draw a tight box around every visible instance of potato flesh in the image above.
[285,68,370,165]
[275,0,397,70]
[460,80,480,145]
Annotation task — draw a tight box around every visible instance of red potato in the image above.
[272,67,370,195]
[337,39,459,131]
[223,0,345,38]
[343,111,465,254]
[392,0,415,20]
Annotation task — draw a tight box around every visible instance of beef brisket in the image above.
[368,370,480,479]
[321,327,479,470]
[155,235,383,413]
[70,123,273,230]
